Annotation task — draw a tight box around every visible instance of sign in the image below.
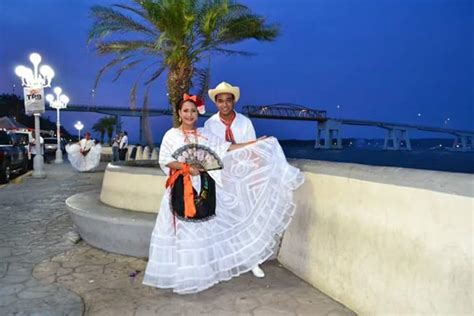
[23,87,45,114]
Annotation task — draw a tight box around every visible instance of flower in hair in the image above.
[183,93,206,114]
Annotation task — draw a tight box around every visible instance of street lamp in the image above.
[46,87,69,163]
[15,53,55,178]
[74,121,84,140]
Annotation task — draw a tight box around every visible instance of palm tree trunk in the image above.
[167,61,193,127]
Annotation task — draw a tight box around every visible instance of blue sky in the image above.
[0,0,472,142]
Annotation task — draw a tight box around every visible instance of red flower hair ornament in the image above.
[183,93,206,115]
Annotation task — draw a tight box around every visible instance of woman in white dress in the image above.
[143,94,304,294]
[66,132,102,172]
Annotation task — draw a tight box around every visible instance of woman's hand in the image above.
[189,164,204,176]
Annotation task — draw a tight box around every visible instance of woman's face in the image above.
[179,101,198,127]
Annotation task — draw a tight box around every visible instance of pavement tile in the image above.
[1,161,355,315]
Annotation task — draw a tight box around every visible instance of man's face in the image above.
[215,93,235,117]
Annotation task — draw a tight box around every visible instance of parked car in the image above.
[43,137,66,155]
[0,130,29,183]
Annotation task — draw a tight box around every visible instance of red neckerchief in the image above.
[219,111,236,144]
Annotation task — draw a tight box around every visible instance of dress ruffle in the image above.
[143,136,303,294]
[66,143,102,172]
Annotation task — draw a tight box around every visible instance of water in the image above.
[148,138,473,174]
[279,139,474,174]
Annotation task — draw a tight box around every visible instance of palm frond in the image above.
[213,48,255,57]
[193,63,211,101]
[129,61,162,109]
[144,66,166,85]
[89,6,157,42]
[218,15,280,44]
[94,55,133,90]
[96,40,155,55]
[112,59,146,82]
[112,3,146,19]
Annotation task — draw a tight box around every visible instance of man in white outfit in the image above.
[205,81,265,278]
[119,131,128,161]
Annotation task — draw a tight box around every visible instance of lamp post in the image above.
[74,121,84,140]
[15,53,54,178]
[46,87,69,163]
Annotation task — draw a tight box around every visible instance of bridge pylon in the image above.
[449,133,473,152]
[315,119,342,149]
[382,126,412,151]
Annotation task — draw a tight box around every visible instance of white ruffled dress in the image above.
[66,139,102,172]
[143,127,304,294]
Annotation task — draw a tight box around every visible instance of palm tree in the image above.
[92,120,106,144]
[101,116,118,145]
[92,116,117,144]
[88,0,279,126]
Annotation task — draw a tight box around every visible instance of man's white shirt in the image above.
[119,135,128,149]
[30,136,44,155]
[204,112,256,143]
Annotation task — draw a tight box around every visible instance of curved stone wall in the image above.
[279,160,473,315]
[100,162,166,213]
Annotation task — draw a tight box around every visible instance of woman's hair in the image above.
[177,98,198,111]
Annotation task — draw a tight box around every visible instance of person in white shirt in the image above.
[205,81,265,279]
[29,136,44,155]
[204,81,256,144]
[111,133,121,162]
[119,131,128,161]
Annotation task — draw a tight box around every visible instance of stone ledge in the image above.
[66,191,155,258]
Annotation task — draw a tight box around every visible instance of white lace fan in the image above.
[171,144,224,171]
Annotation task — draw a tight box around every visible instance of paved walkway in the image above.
[0,162,355,315]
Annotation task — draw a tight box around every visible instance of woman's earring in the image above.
[178,117,182,122]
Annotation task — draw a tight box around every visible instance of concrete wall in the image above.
[100,163,166,213]
[279,160,473,315]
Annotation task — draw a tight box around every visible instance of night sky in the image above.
[0,0,472,143]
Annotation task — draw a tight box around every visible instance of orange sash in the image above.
[165,163,196,219]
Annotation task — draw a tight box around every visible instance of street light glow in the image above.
[14,52,55,178]
[16,52,54,88]
[46,86,69,163]
[29,52,42,65]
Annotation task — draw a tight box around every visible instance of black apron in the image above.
[170,172,216,221]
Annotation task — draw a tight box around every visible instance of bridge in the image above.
[62,104,174,144]
[62,104,217,143]
[243,104,327,121]
[61,104,473,152]
[243,104,474,152]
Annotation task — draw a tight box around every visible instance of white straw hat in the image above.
[208,81,240,103]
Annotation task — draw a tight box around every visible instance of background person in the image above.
[119,131,128,161]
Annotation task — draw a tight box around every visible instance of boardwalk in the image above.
[0,162,354,315]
